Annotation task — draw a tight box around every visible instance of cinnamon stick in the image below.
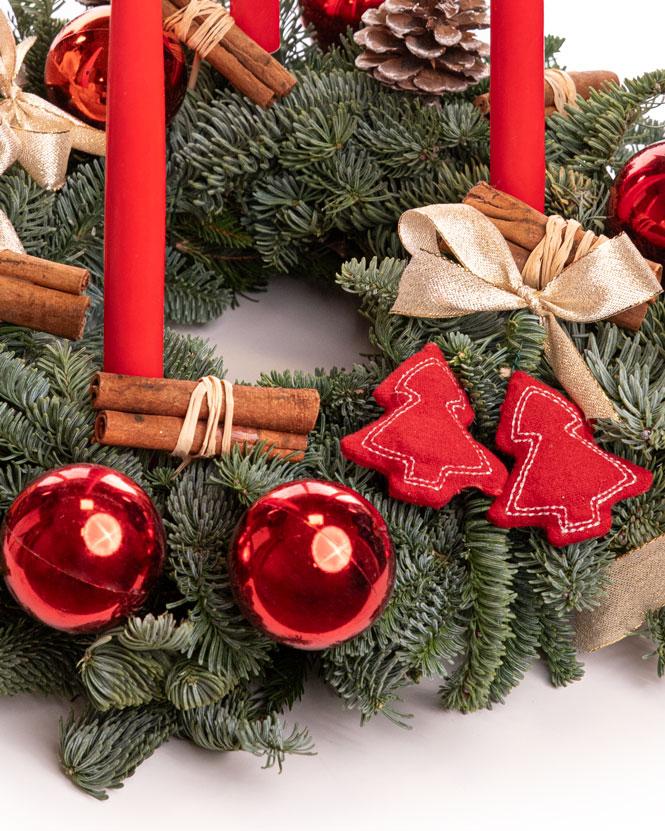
[463,181,662,331]
[0,275,89,340]
[166,0,296,99]
[0,250,89,295]
[90,373,321,435]
[474,70,620,118]
[161,0,275,108]
[95,411,306,462]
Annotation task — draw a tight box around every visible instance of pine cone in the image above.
[354,0,489,96]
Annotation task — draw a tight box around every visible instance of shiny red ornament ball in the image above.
[299,0,383,49]
[229,479,395,650]
[1,464,166,634]
[607,140,665,267]
[44,5,188,128]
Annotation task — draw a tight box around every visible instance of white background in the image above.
[2,1,665,829]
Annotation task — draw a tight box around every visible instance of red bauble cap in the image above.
[607,140,665,267]
[229,479,395,650]
[44,5,187,128]
[1,464,166,633]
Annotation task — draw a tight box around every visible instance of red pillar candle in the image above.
[490,0,545,212]
[104,0,166,377]
[230,0,280,54]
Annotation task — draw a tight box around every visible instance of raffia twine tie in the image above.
[545,68,580,114]
[164,0,235,57]
[164,0,236,88]
[172,376,234,471]
[391,204,662,422]
[522,215,608,291]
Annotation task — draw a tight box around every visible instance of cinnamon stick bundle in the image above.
[90,373,320,433]
[90,373,320,463]
[474,70,620,118]
[463,182,662,331]
[0,251,90,340]
[161,0,296,109]
[95,411,307,462]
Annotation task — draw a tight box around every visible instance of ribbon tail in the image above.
[543,314,619,421]
[13,126,73,190]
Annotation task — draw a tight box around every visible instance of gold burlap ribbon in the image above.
[575,535,665,651]
[392,204,663,421]
[0,10,105,192]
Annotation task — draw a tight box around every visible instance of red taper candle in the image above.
[490,0,545,212]
[230,0,280,54]
[104,0,166,377]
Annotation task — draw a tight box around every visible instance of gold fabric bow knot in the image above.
[0,9,105,192]
[392,203,663,421]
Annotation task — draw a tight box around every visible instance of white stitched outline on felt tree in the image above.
[361,354,496,490]
[505,384,637,533]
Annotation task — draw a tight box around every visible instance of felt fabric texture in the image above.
[340,343,508,508]
[487,371,653,546]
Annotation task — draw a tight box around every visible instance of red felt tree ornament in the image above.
[341,343,508,508]
[487,372,653,546]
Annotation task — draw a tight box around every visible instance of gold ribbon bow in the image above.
[392,204,663,421]
[0,9,105,192]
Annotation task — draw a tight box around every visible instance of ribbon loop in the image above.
[392,204,663,422]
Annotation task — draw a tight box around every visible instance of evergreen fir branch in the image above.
[164,466,275,681]
[0,462,43,510]
[609,470,665,552]
[488,575,541,705]
[0,168,55,254]
[211,444,308,506]
[177,691,315,770]
[163,329,225,381]
[254,648,309,714]
[235,715,315,771]
[539,604,585,687]
[503,311,547,375]
[641,608,665,677]
[439,331,508,444]
[79,635,172,712]
[516,532,615,615]
[321,645,414,726]
[336,256,404,314]
[545,35,566,68]
[34,341,97,405]
[165,658,234,710]
[118,613,194,653]
[0,618,82,697]
[59,704,178,800]
[440,496,514,713]
[546,70,665,176]
[279,0,318,67]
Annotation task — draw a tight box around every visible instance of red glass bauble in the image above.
[607,141,665,267]
[1,464,166,634]
[44,6,188,128]
[299,0,383,50]
[229,479,395,650]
